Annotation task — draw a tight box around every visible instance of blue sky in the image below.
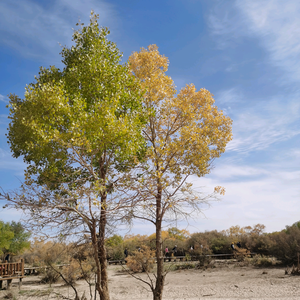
[0,0,299,234]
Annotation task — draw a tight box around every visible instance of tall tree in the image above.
[4,12,146,300]
[0,221,14,255]
[128,45,232,300]
[5,221,31,256]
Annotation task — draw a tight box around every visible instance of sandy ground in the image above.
[0,261,299,300]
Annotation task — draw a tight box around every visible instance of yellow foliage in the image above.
[126,245,155,273]
[129,44,232,183]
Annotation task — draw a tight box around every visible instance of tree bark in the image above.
[153,182,165,300]
[98,193,110,300]
[91,224,102,299]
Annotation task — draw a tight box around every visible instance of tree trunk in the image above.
[154,183,165,300]
[94,155,110,300]
[98,194,110,300]
[90,225,102,299]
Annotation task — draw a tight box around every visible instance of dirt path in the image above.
[0,263,299,299]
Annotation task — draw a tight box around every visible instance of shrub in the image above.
[269,225,300,265]
[174,263,195,270]
[197,254,212,267]
[40,268,60,284]
[126,245,155,273]
[250,255,277,267]
[61,260,81,286]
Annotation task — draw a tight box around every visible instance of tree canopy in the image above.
[5,12,147,300]
[128,45,232,300]
[0,221,30,256]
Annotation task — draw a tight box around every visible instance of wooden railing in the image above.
[108,253,256,265]
[0,259,24,290]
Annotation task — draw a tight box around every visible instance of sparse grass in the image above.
[18,288,53,297]
[1,291,17,300]
[244,255,278,267]
[174,263,195,270]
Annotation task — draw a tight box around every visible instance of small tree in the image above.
[128,45,232,300]
[2,12,146,300]
[0,221,30,259]
[0,221,14,257]
[6,221,31,256]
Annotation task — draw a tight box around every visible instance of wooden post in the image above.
[7,279,12,290]
[19,278,22,289]
[0,280,3,289]
[21,259,24,277]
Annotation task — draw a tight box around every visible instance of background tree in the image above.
[4,221,31,257]
[128,45,232,300]
[0,221,30,259]
[3,12,146,300]
[0,221,14,256]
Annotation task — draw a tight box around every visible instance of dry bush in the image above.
[196,253,212,267]
[248,255,277,267]
[40,268,61,284]
[174,262,195,270]
[72,245,96,282]
[269,224,300,265]
[22,240,69,267]
[61,260,81,286]
[126,245,155,273]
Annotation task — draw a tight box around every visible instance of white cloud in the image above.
[186,163,300,233]
[209,164,269,180]
[0,0,118,62]
[207,1,247,49]
[226,94,300,153]
[216,87,243,105]
[236,0,300,83]
[209,0,300,83]
[0,95,8,103]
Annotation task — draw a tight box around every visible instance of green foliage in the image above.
[0,221,14,255]
[106,236,124,260]
[6,13,147,299]
[7,11,147,190]
[167,227,189,241]
[269,225,300,265]
[105,235,123,247]
[0,221,30,256]
[210,236,231,254]
[7,221,31,255]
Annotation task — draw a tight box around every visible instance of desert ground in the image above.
[0,260,299,300]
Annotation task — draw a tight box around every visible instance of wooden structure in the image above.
[107,253,256,266]
[0,259,24,290]
[24,264,69,275]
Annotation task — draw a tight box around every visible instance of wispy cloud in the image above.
[0,0,118,62]
[189,164,300,232]
[0,95,9,103]
[227,97,300,153]
[216,87,243,105]
[236,0,300,83]
[209,0,300,84]
[207,1,247,49]
[215,85,300,154]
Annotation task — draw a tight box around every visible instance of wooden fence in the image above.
[0,259,24,290]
